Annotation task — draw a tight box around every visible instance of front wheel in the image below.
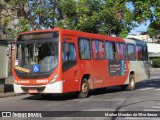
[78,78,89,98]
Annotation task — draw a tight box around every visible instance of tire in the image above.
[127,74,135,91]
[121,75,135,91]
[78,78,89,98]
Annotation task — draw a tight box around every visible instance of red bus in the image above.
[12,28,150,98]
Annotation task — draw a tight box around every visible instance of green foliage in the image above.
[56,0,134,36]
[148,21,160,38]
[152,57,160,68]
[129,0,160,37]
[0,0,160,39]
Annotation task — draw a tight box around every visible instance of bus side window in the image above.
[78,38,91,59]
[105,41,115,60]
[117,43,127,60]
[137,45,143,61]
[127,44,136,60]
[143,46,148,60]
[99,41,104,59]
[92,41,97,59]
[62,42,76,63]
[91,39,104,60]
[62,42,77,72]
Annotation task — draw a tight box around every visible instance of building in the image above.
[147,43,160,58]
[127,32,158,43]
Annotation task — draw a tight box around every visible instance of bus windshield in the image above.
[14,32,59,73]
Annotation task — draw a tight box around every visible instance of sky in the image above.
[126,2,150,35]
[129,21,150,34]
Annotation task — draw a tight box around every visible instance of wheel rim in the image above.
[131,78,135,88]
[82,83,88,93]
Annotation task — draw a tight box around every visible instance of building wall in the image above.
[127,33,158,43]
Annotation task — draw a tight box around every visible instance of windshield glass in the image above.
[14,32,59,73]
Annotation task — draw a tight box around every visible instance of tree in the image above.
[147,21,160,43]
[1,0,160,39]
[56,0,134,37]
[129,0,160,39]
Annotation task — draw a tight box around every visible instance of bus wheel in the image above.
[127,74,135,91]
[79,78,89,98]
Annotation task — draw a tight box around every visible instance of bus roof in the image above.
[18,28,125,43]
[124,38,147,46]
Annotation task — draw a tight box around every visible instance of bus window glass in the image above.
[62,43,76,63]
[137,45,143,60]
[117,43,127,60]
[127,44,136,60]
[15,41,58,73]
[91,40,104,59]
[105,41,115,59]
[143,46,148,60]
[78,38,91,59]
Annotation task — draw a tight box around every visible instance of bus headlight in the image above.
[49,74,59,84]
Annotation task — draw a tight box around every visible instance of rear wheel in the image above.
[78,78,89,98]
[127,75,135,91]
[121,74,135,91]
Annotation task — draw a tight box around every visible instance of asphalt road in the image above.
[0,75,160,120]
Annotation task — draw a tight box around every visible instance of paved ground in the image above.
[0,68,160,98]
[0,76,160,120]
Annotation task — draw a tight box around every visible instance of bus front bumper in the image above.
[13,81,63,93]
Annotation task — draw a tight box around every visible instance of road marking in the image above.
[137,88,154,90]
[143,109,159,111]
[152,106,160,109]
[154,88,160,90]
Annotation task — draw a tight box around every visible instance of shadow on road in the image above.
[23,92,79,101]
[22,78,160,101]
[136,78,160,89]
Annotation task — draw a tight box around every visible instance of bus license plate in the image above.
[29,88,38,93]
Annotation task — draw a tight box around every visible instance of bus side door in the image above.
[91,39,107,88]
[62,36,80,92]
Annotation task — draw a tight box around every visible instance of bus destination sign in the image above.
[19,33,55,40]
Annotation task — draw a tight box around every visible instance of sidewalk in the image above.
[0,77,22,98]
[150,67,160,74]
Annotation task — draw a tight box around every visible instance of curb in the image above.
[0,92,24,98]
